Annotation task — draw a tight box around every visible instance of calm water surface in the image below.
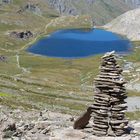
[27,29,132,59]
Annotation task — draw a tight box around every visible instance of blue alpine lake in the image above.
[27,29,132,59]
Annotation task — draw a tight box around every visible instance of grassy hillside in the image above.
[0,0,94,114]
[0,0,140,119]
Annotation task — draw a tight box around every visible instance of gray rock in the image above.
[36,121,49,130]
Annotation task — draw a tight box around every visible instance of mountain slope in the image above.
[46,0,131,25]
[104,8,140,41]
[123,0,140,8]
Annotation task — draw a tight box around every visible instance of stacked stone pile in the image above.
[91,51,128,136]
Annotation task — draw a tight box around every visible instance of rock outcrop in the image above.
[17,2,42,15]
[46,0,131,25]
[10,31,33,40]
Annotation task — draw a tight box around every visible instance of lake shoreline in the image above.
[26,28,132,59]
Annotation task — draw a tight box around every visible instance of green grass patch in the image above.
[126,111,140,120]
[124,41,140,62]
[0,92,10,97]
[127,90,140,97]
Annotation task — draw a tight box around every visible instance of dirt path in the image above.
[14,54,30,77]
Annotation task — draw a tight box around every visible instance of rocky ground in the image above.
[0,106,140,140]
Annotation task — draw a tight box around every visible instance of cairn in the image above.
[91,51,128,136]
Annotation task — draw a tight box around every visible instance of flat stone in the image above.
[93,119,108,123]
[100,67,122,73]
[93,130,107,136]
[91,105,109,110]
[93,127,107,132]
[110,120,128,125]
[111,125,126,129]
[94,100,108,104]
[111,107,127,111]
[91,110,108,116]
[109,88,126,93]
[93,123,108,129]
[93,121,108,125]
[102,51,115,58]
[100,72,119,76]
[94,94,110,98]
[94,96,110,102]
[98,75,121,79]
[95,78,126,85]
[93,102,109,107]
[95,81,117,86]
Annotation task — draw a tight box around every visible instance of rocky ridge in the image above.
[45,0,131,25]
